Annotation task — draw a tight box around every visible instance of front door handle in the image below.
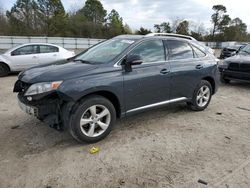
[196,64,203,69]
[160,68,170,74]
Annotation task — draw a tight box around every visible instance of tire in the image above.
[220,76,230,84]
[187,80,212,111]
[0,63,10,77]
[69,95,116,143]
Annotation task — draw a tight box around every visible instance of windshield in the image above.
[75,38,135,64]
[239,44,250,55]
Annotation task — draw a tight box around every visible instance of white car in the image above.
[0,43,75,76]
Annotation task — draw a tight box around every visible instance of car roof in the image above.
[17,43,61,47]
[115,33,196,42]
[4,43,63,53]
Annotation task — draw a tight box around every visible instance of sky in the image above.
[1,0,250,32]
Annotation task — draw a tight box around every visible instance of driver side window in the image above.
[11,45,39,56]
[129,40,165,63]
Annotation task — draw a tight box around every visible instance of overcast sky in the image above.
[1,0,250,31]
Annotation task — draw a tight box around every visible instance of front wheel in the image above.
[69,95,116,143]
[187,80,212,111]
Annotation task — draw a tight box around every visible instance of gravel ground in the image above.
[0,75,250,188]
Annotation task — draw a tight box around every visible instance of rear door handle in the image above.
[160,68,170,74]
[196,64,203,69]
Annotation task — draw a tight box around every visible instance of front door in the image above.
[9,45,40,70]
[123,39,171,113]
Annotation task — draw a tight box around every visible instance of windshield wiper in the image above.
[73,59,92,64]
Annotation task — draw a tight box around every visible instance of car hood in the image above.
[225,54,250,64]
[19,60,101,83]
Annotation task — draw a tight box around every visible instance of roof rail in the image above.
[145,33,196,41]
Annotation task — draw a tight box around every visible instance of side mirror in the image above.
[121,54,143,72]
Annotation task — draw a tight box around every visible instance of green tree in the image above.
[211,5,231,38]
[37,0,68,36]
[135,27,151,35]
[223,18,247,41]
[124,23,132,34]
[154,22,171,33]
[82,0,107,24]
[107,9,124,37]
[176,20,189,35]
[0,6,9,35]
[6,0,40,35]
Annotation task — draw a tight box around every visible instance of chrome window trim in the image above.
[114,39,208,68]
[126,97,187,113]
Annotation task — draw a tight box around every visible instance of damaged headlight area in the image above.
[24,81,63,96]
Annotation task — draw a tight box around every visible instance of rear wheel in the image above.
[69,95,116,143]
[0,63,10,77]
[187,80,212,111]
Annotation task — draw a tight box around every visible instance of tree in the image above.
[124,23,132,34]
[107,9,124,37]
[37,0,68,36]
[211,5,231,38]
[176,20,189,35]
[154,22,171,33]
[82,0,106,24]
[135,27,152,35]
[0,6,8,35]
[223,17,247,41]
[6,0,40,35]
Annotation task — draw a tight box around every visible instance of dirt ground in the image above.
[0,75,250,188]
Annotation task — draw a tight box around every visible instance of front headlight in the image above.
[24,81,63,96]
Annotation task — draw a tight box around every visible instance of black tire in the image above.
[69,95,116,143]
[220,76,230,84]
[0,63,10,77]
[187,80,212,111]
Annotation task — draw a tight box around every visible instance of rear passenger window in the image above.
[167,40,194,60]
[129,40,165,63]
[39,45,59,53]
[192,46,206,58]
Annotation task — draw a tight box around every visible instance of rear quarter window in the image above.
[166,40,194,60]
[192,45,206,58]
[39,45,59,53]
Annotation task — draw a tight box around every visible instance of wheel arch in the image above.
[74,90,122,118]
[202,76,215,94]
[0,62,11,72]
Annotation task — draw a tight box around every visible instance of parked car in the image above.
[13,33,219,143]
[219,44,250,83]
[0,43,75,76]
[220,44,246,59]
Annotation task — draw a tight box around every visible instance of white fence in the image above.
[0,36,247,50]
[0,36,104,50]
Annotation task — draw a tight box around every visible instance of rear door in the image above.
[37,45,60,64]
[8,45,40,70]
[123,39,171,113]
[165,40,207,99]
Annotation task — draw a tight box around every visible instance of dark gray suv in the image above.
[14,33,219,143]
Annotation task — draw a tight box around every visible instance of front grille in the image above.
[228,63,250,73]
[13,80,31,93]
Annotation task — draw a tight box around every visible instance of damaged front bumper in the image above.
[17,91,75,131]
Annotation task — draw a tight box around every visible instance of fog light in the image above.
[27,96,32,101]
